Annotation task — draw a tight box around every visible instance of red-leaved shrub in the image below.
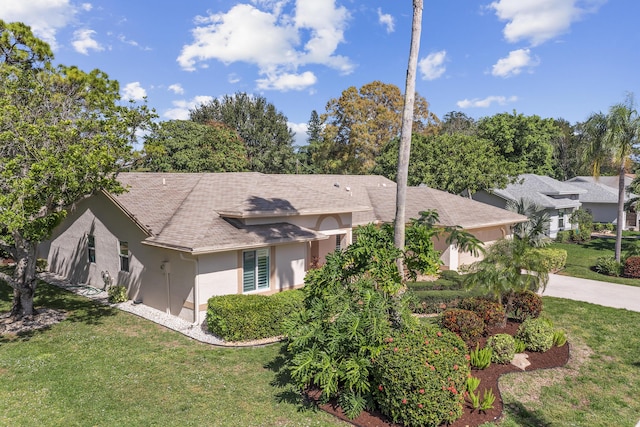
[624,256,640,278]
[459,297,506,328]
[440,308,485,346]
[506,291,543,321]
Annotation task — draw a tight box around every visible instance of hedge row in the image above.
[206,290,304,342]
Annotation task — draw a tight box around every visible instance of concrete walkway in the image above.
[542,273,640,312]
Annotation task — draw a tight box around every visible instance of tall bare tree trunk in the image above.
[394,0,423,276]
[615,166,625,261]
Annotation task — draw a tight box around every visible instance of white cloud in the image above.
[419,50,447,80]
[72,29,104,55]
[288,121,308,147]
[256,71,317,91]
[489,0,605,46]
[228,73,241,84]
[122,82,147,101]
[0,0,78,49]
[492,48,539,77]
[163,95,214,120]
[81,3,92,11]
[457,95,518,109]
[377,8,395,33]
[168,84,184,95]
[177,0,352,91]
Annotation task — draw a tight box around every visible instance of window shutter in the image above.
[257,249,269,289]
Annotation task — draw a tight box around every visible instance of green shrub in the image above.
[440,308,485,345]
[624,256,640,278]
[553,329,567,347]
[570,209,593,242]
[534,248,567,272]
[207,290,304,341]
[458,297,505,328]
[514,338,526,353]
[36,258,48,273]
[555,230,571,243]
[407,288,486,314]
[593,223,605,232]
[486,333,516,364]
[506,291,543,321]
[373,325,469,427]
[469,343,492,369]
[107,285,128,303]
[595,256,623,277]
[605,223,615,232]
[516,317,554,352]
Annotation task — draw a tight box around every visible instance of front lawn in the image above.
[1,279,639,426]
[550,237,640,287]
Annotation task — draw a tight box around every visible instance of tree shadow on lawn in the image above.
[503,401,552,427]
[34,282,118,325]
[265,343,322,413]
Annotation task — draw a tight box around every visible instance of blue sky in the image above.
[1,0,638,147]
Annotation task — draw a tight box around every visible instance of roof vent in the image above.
[345,186,351,192]
[334,183,340,188]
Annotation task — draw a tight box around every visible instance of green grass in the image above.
[498,297,640,427]
[550,237,640,287]
[2,279,640,426]
[0,281,345,427]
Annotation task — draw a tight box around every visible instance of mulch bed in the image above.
[312,320,570,427]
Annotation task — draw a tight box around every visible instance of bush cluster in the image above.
[624,256,640,278]
[458,297,505,328]
[555,230,571,243]
[487,333,516,364]
[440,308,485,345]
[516,317,554,352]
[207,290,304,341]
[506,291,543,321]
[373,325,469,427]
[107,285,128,303]
[534,248,567,272]
[595,256,623,277]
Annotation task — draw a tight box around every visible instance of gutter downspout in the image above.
[180,253,200,325]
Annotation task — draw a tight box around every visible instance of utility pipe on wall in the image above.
[179,253,200,325]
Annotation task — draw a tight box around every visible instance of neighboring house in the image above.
[565,176,639,230]
[40,173,526,323]
[472,174,585,238]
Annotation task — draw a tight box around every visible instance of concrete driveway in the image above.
[542,273,640,312]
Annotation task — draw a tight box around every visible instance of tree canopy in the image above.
[310,81,439,175]
[190,92,296,174]
[0,20,155,318]
[140,120,248,172]
[477,111,560,176]
[374,133,518,195]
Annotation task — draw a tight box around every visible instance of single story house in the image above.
[565,176,639,230]
[472,174,584,238]
[40,173,526,323]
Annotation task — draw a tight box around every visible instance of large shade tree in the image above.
[0,21,155,319]
[190,92,297,174]
[477,111,560,176]
[140,120,248,172]
[374,133,518,196]
[583,94,640,261]
[311,80,438,175]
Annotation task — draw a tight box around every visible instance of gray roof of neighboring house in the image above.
[567,175,635,189]
[110,172,526,253]
[490,174,584,210]
[566,176,637,203]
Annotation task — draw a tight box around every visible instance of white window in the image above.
[558,210,565,229]
[243,248,270,292]
[335,234,343,251]
[119,241,130,272]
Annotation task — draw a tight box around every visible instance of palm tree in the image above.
[506,198,550,248]
[584,94,640,261]
[394,0,423,276]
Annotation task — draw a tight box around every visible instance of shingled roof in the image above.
[491,174,584,210]
[113,173,370,253]
[109,172,526,253]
